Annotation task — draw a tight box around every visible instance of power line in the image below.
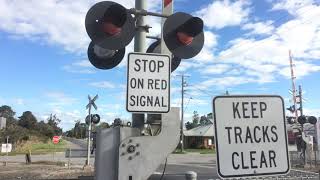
[184,97,193,112]
[187,84,225,97]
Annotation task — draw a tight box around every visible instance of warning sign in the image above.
[213,95,289,178]
[126,53,170,113]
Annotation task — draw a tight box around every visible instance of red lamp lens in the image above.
[103,22,121,36]
[176,32,193,46]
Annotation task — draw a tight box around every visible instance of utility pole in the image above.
[298,85,303,117]
[177,74,189,152]
[181,74,185,152]
[132,0,147,131]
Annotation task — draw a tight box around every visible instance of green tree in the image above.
[18,111,37,129]
[192,111,199,125]
[0,124,29,144]
[0,105,17,126]
[98,122,110,129]
[47,114,62,135]
[185,121,194,130]
[200,115,212,126]
[71,120,87,139]
[185,111,200,130]
[0,105,15,118]
[36,121,55,138]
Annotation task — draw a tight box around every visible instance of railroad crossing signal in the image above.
[84,1,205,179]
[297,115,317,125]
[86,95,98,110]
[163,12,204,59]
[85,1,204,70]
[85,1,135,69]
[286,105,295,113]
[86,114,101,125]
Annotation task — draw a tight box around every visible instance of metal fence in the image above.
[225,169,319,180]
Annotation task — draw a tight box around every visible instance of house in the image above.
[184,124,214,149]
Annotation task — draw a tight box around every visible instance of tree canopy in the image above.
[185,111,213,130]
[0,105,63,144]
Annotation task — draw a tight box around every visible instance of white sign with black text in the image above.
[213,95,289,178]
[1,144,12,153]
[126,53,170,113]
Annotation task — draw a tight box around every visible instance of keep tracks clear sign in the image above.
[126,53,170,113]
[213,95,290,178]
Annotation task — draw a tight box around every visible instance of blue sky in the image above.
[0,0,320,131]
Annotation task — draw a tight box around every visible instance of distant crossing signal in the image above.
[307,116,317,125]
[286,116,295,124]
[297,115,317,125]
[86,114,101,125]
[286,105,295,113]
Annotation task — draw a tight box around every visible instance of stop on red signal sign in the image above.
[52,136,60,144]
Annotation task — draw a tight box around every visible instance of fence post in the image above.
[314,150,317,167]
[68,148,71,169]
[185,171,197,180]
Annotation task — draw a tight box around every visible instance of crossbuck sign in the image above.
[126,53,170,113]
[213,95,290,178]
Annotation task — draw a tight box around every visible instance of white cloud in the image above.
[192,1,319,89]
[200,64,231,75]
[174,61,202,73]
[72,60,92,68]
[272,0,315,16]
[278,60,320,79]
[242,21,275,35]
[45,91,78,107]
[14,98,25,105]
[196,0,250,29]
[63,59,96,74]
[0,0,161,54]
[89,81,116,89]
[193,31,218,63]
[198,76,255,90]
[212,4,320,84]
[0,0,92,53]
[304,108,320,117]
[40,109,83,130]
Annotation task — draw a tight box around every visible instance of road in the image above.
[1,138,319,179]
[64,137,87,149]
[0,138,93,166]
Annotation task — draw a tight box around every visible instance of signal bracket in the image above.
[128,8,170,18]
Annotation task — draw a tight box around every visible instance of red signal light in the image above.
[176,32,194,46]
[103,21,121,36]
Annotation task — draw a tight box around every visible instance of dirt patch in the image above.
[0,163,93,180]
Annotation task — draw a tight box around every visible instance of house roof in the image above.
[184,124,214,137]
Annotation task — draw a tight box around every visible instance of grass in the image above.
[173,148,216,154]
[1,139,67,156]
[29,139,67,153]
